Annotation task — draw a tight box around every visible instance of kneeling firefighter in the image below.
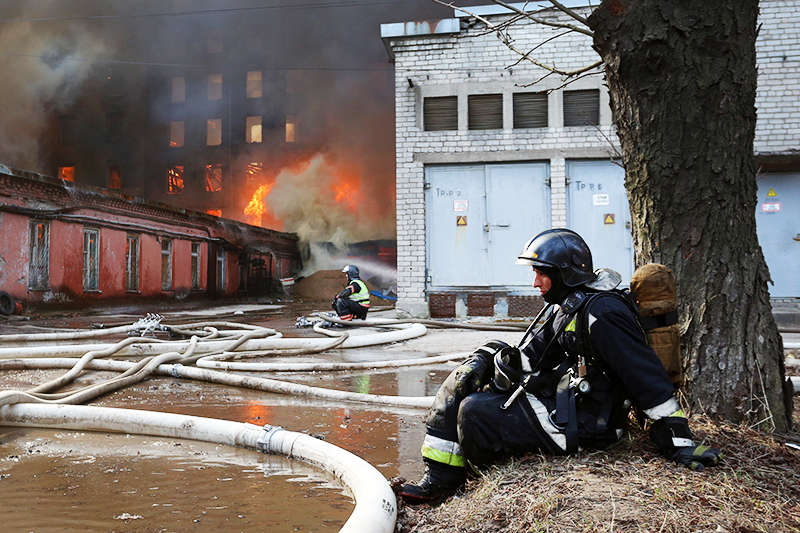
[333,265,370,320]
[397,228,721,502]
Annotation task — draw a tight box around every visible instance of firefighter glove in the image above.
[454,340,510,396]
[671,445,722,472]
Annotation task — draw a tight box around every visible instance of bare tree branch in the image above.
[431,0,602,77]
[545,0,590,26]
[489,0,594,37]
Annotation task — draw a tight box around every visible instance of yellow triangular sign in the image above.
[604,214,615,224]
[456,216,467,226]
[767,187,778,197]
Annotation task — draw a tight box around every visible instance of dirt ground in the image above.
[394,402,800,533]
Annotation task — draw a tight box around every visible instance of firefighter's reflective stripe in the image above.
[643,397,681,421]
[421,434,468,467]
[564,318,577,332]
[350,279,370,306]
[525,393,567,452]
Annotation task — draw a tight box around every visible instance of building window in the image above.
[216,247,226,292]
[83,228,100,292]
[58,167,75,182]
[168,166,184,194]
[206,209,222,217]
[247,71,262,98]
[172,77,186,103]
[170,121,185,147]
[207,119,222,146]
[126,234,140,292]
[161,238,172,290]
[468,94,503,130]
[423,96,458,131]
[246,116,262,143]
[563,89,600,127]
[513,92,548,129]
[108,165,122,189]
[286,115,298,143]
[191,242,201,290]
[60,115,75,146]
[208,74,222,100]
[28,221,50,290]
[205,164,222,192]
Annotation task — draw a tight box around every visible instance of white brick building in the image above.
[382,1,800,318]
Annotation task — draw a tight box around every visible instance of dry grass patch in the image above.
[395,410,800,533]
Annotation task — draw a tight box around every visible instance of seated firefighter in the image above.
[332,264,370,320]
[397,228,721,502]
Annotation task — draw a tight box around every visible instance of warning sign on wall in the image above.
[766,188,778,198]
[762,202,781,212]
[456,216,467,226]
[604,214,615,224]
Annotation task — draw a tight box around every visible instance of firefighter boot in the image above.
[396,460,467,503]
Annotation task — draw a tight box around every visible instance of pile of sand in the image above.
[289,270,383,306]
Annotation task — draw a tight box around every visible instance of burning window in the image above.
[191,242,201,290]
[207,119,222,146]
[206,209,222,217]
[168,166,184,194]
[108,166,122,189]
[59,115,75,146]
[208,74,222,100]
[161,238,172,290]
[172,77,186,103]
[563,89,600,127]
[170,121,185,147]
[83,228,100,292]
[58,167,75,182]
[28,221,50,290]
[216,247,226,292]
[468,94,503,130]
[205,164,222,192]
[513,92,548,129]
[247,71,262,98]
[286,115,299,143]
[246,116,262,143]
[126,234,140,292]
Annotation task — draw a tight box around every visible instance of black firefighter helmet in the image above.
[341,264,360,280]
[515,228,596,287]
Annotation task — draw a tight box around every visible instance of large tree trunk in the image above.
[588,0,790,431]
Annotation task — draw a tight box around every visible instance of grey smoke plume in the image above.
[0,4,108,172]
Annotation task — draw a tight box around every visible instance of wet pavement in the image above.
[0,302,524,532]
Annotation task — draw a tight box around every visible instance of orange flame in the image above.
[245,183,273,226]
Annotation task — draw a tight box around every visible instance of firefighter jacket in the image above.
[518,290,679,453]
[337,279,370,306]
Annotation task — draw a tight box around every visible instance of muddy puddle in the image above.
[0,305,476,532]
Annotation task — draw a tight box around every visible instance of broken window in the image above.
[191,242,201,290]
[513,92,548,129]
[246,162,263,186]
[83,228,100,292]
[468,94,503,130]
[168,166,184,194]
[286,115,298,143]
[563,89,600,127]
[208,74,222,100]
[170,121,185,147]
[205,164,222,192]
[216,247,226,292]
[108,165,122,189]
[207,119,222,146]
[28,221,50,290]
[246,116,262,143]
[58,167,75,182]
[172,77,186,103]
[161,238,172,290]
[60,115,75,146]
[126,234,140,292]
[247,71,262,98]
[423,96,458,131]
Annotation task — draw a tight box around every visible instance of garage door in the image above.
[756,173,800,298]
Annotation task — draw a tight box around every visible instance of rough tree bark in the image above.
[587,0,791,431]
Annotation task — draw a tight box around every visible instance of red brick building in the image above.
[0,165,300,311]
